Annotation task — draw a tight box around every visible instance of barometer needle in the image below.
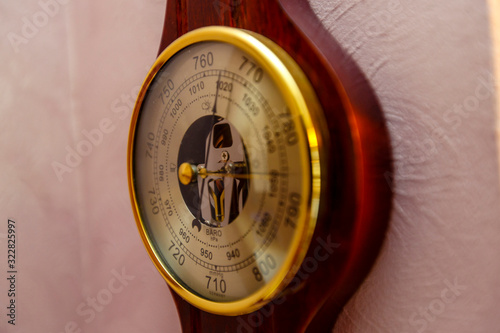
[198,72,223,221]
[178,162,285,184]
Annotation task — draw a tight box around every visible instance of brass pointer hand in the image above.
[178,162,281,184]
[197,72,223,220]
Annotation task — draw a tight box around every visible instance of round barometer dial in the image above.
[128,26,323,315]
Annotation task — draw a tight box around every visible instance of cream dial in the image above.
[128,27,321,315]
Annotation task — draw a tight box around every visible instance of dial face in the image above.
[129,27,321,315]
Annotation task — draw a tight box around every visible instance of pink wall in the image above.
[0,1,498,332]
[308,1,500,332]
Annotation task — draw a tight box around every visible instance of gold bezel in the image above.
[127,26,322,315]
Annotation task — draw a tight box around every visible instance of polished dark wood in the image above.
[159,0,393,332]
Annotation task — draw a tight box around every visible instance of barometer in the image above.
[128,1,392,331]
